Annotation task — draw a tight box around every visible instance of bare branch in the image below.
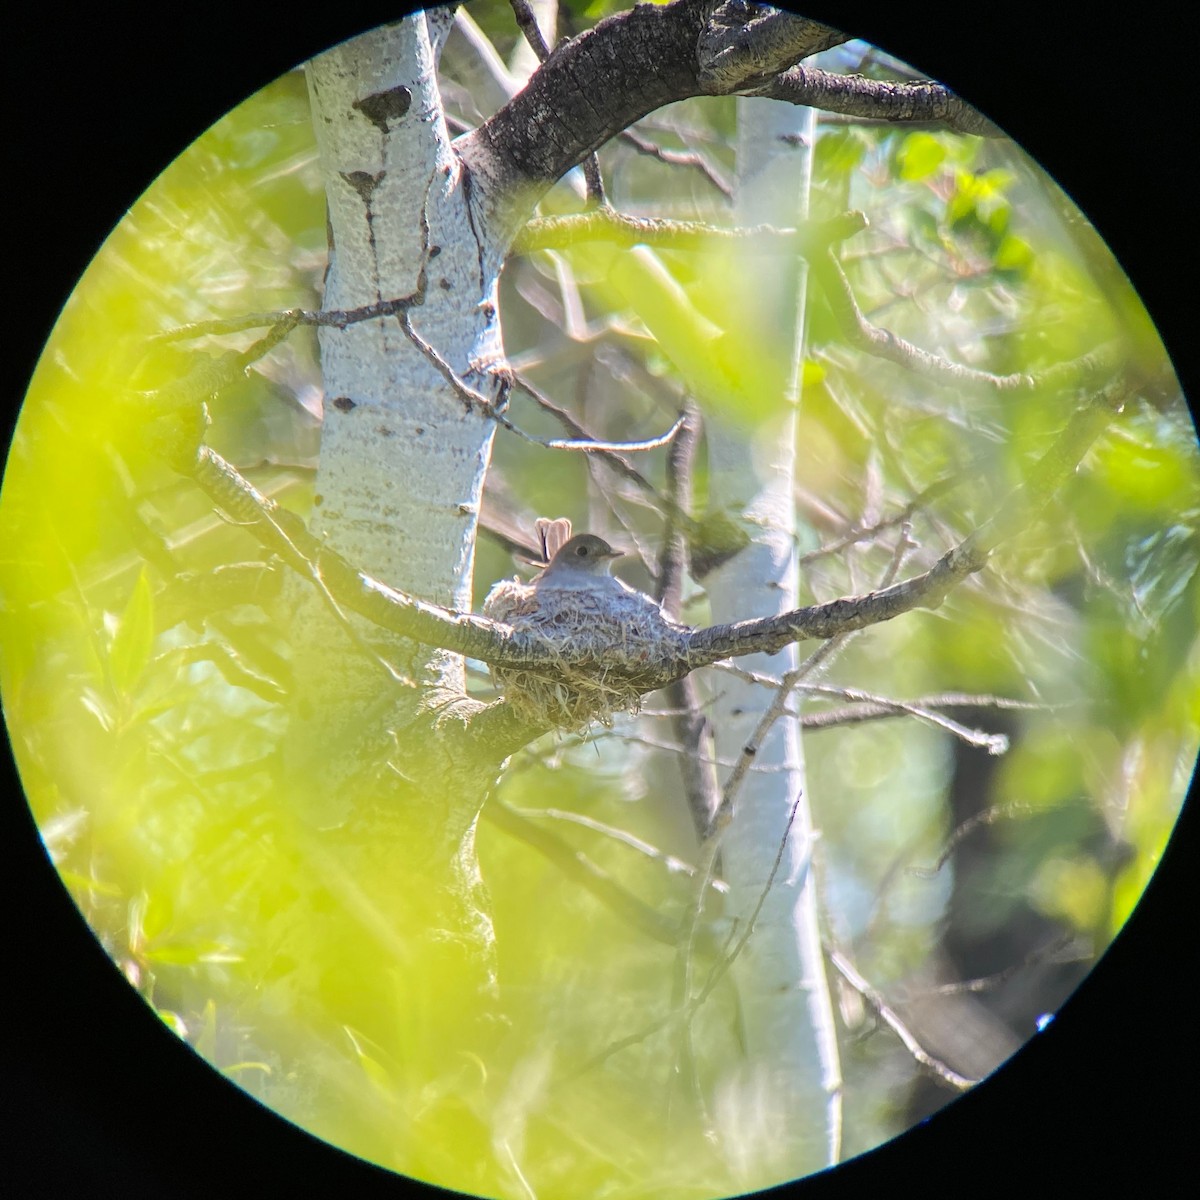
[512,371,708,541]
[396,311,685,454]
[696,4,849,93]
[483,797,683,945]
[709,484,917,818]
[829,948,976,1091]
[157,364,1127,734]
[189,445,506,658]
[546,415,688,454]
[514,208,867,257]
[508,0,552,61]
[753,67,1003,137]
[528,806,726,892]
[909,801,1037,877]
[799,472,961,564]
[152,292,424,343]
[715,636,846,825]
[813,249,1120,393]
[685,377,1130,669]
[920,933,1092,994]
[799,699,1009,753]
[618,127,732,197]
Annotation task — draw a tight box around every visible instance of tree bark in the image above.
[698,93,841,1177]
[282,13,511,1029]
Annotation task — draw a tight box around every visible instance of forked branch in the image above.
[168,371,1129,726]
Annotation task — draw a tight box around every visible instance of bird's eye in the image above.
[576,545,588,558]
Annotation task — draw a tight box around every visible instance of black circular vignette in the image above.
[4,3,1196,1197]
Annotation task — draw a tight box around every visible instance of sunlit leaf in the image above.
[108,568,155,696]
[897,132,946,181]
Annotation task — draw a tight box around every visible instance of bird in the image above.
[484,516,671,621]
[481,516,689,728]
[534,531,624,593]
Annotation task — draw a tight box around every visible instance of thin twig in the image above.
[685,377,1132,668]
[799,703,1007,752]
[512,370,706,540]
[509,0,607,206]
[396,312,686,454]
[908,802,1036,877]
[484,797,682,945]
[523,807,728,893]
[813,247,1119,394]
[712,521,916,821]
[828,948,976,1091]
[514,209,867,257]
[546,416,687,453]
[798,473,961,564]
[922,933,1091,994]
[577,793,803,1079]
[152,294,424,343]
[691,793,805,1007]
[618,127,732,196]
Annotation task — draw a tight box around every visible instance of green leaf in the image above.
[1032,855,1107,929]
[994,234,1033,273]
[109,567,155,695]
[157,1008,189,1039]
[144,939,241,966]
[816,127,867,178]
[897,132,946,181]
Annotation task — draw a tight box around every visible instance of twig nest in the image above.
[483,575,690,730]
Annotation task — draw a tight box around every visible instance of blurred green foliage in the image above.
[2,9,1197,1198]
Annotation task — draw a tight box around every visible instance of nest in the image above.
[483,575,690,731]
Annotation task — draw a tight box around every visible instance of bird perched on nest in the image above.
[483,517,690,729]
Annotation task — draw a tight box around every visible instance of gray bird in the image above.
[535,532,623,593]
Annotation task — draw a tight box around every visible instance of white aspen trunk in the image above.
[274,18,512,1041]
[306,19,500,611]
[704,97,842,1178]
[288,14,505,823]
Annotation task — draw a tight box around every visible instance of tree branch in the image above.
[459,1,996,242]
[166,374,1128,729]
[828,948,976,1091]
[483,798,686,945]
[684,377,1130,668]
[751,67,1003,137]
[617,127,732,197]
[512,208,867,256]
[695,2,850,93]
[459,0,713,237]
[813,248,1120,393]
[509,0,608,206]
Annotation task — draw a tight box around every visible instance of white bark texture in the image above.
[305,18,501,611]
[703,95,842,1176]
[287,15,505,820]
